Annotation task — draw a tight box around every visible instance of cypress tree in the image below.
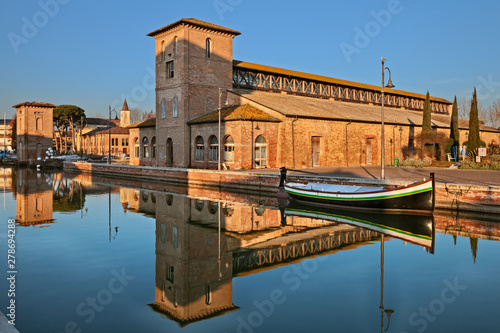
[450,96,459,158]
[450,96,459,142]
[422,91,432,133]
[468,88,481,158]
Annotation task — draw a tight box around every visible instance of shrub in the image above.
[401,158,432,168]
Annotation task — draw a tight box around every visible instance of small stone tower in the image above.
[120,99,131,127]
[13,101,56,163]
[147,18,241,167]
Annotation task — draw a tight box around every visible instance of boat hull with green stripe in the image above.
[284,173,435,214]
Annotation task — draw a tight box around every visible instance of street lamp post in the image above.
[380,57,395,180]
[108,106,117,165]
[218,88,222,171]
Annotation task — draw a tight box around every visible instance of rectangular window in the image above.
[209,146,218,161]
[224,146,234,162]
[166,60,174,78]
[161,224,166,243]
[196,146,204,161]
[167,266,174,283]
[172,227,178,248]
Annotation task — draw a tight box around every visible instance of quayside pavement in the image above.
[243,165,500,187]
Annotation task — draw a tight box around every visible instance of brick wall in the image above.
[15,104,54,162]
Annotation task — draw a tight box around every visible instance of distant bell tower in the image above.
[120,99,131,127]
[147,18,241,167]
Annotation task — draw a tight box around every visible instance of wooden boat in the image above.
[282,201,435,251]
[279,168,435,214]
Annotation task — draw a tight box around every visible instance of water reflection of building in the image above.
[0,168,13,192]
[15,168,54,226]
[149,194,237,326]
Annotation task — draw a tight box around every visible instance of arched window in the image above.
[134,138,139,158]
[195,136,204,161]
[195,200,204,211]
[223,203,234,217]
[208,201,218,214]
[173,36,178,56]
[255,135,267,168]
[36,118,42,131]
[205,285,212,305]
[206,38,211,58]
[161,41,165,60]
[209,136,218,162]
[224,135,234,162]
[255,207,266,216]
[151,137,156,158]
[173,96,178,118]
[161,98,166,119]
[166,138,173,167]
[142,137,149,158]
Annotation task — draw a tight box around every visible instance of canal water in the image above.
[1,168,499,333]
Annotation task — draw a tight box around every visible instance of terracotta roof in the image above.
[12,101,57,108]
[122,99,129,111]
[147,18,241,37]
[148,302,239,327]
[83,126,130,136]
[86,118,117,126]
[230,89,486,130]
[128,118,156,128]
[233,61,451,105]
[188,104,281,124]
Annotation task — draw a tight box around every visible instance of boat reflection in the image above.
[282,201,435,253]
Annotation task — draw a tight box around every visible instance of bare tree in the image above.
[129,108,143,124]
[486,99,500,129]
[458,96,486,122]
[458,97,470,120]
[130,108,155,123]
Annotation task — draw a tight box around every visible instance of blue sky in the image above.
[1,0,500,118]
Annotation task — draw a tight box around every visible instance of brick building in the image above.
[139,18,500,170]
[13,101,55,163]
[129,118,156,166]
[81,100,131,156]
[0,118,13,152]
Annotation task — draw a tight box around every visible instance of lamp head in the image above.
[385,79,395,89]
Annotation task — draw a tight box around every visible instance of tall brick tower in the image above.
[13,101,56,163]
[147,18,240,167]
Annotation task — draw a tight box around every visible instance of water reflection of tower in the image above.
[149,194,238,326]
[15,168,54,226]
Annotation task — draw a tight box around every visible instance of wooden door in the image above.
[312,137,321,167]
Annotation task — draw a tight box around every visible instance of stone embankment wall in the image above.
[64,162,500,214]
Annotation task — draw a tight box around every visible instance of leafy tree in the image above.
[422,91,432,134]
[467,88,485,159]
[53,105,86,154]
